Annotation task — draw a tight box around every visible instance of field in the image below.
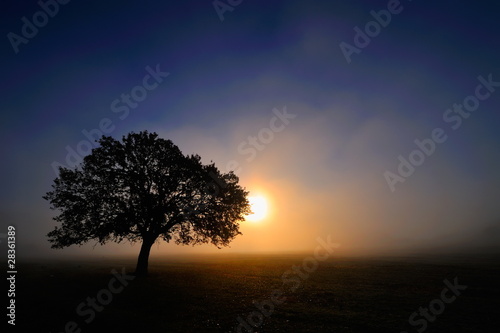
[10,253,500,332]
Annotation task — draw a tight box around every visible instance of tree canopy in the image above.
[44,131,250,275]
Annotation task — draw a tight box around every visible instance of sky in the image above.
[1,0,500,259]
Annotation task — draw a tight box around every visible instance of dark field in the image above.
[10,254,500,332]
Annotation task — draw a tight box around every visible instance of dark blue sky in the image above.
[1,0,500,257]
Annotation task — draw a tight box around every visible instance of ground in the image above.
[10,253,500,332]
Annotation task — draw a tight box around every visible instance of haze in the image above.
[1,0,500,260]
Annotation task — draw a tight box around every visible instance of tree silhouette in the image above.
[44,131,250,276]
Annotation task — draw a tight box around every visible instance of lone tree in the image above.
[44,131,250,276]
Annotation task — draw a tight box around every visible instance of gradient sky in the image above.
[1,0,500,258]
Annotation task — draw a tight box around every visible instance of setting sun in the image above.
[246,195,268,222]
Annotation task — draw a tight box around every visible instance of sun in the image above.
[246,195,268,222]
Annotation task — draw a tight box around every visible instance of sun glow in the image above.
[246,196,268,222]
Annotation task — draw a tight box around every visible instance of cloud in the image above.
[137,97,500,255]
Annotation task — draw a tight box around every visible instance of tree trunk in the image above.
[134,236,155,276]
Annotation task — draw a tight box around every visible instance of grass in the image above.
[10,253,500,332]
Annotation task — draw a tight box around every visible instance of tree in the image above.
[44,131,251,276]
